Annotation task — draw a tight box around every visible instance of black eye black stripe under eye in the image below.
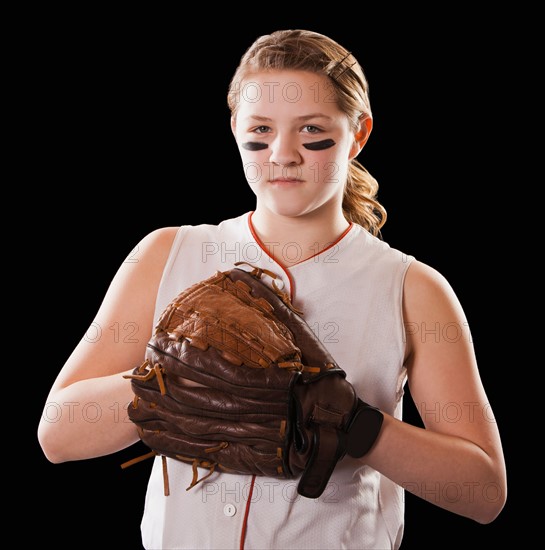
[242,139,336,151]
[242,142,268,151]
[303,139,336,150]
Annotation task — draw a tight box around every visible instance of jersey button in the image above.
[223,503,236,517]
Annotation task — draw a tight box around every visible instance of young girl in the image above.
[38,29,507,549]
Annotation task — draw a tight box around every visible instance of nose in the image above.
[269,133,302,166]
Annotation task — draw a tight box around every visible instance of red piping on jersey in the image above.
[240,475,256,550]
[248,213,296,300]
[248,211,352,302]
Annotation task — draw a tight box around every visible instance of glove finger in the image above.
[148,338,298,396]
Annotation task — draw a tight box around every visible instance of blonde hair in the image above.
[227,29,386,236]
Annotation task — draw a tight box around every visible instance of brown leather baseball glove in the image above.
[122,262,383,499]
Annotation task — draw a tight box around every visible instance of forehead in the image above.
[235,70,344,118]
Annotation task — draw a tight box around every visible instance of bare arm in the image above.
[37,226,179,463]
[365,260,507,524]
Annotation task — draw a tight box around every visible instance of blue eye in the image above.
[254,126,271,134]
[303,125,321,133]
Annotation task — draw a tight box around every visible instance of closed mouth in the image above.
[269,177,304,183]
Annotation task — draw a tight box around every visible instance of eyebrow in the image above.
[247,114,333,122]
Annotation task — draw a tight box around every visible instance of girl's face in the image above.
[232,70,363,219]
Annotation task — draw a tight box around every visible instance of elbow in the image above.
[473,474,507,525]
[467,446,507,524]
[475,504,505,525]
[37,420,69,464]
[475,491,507,525]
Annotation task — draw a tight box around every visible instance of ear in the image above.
[349,116,373,160]
[230,116,237,138]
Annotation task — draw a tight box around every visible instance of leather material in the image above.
[125,265,382,498]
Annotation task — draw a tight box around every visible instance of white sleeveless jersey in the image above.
[140,211,415,550]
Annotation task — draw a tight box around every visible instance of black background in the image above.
[25,10,520,550]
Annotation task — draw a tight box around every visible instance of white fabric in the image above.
[140,211,414,550]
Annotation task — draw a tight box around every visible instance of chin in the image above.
[267,204,314,218]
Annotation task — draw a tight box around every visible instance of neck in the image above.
[250,207,350,267]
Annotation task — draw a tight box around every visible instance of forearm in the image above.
[38,369,139,463]
[365,414,505,524]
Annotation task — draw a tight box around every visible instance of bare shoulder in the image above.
[404,259,458,300]
[127,226,180,264]
[402,259,470,362]
[104,226,182,291]
[403,259,465,320]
